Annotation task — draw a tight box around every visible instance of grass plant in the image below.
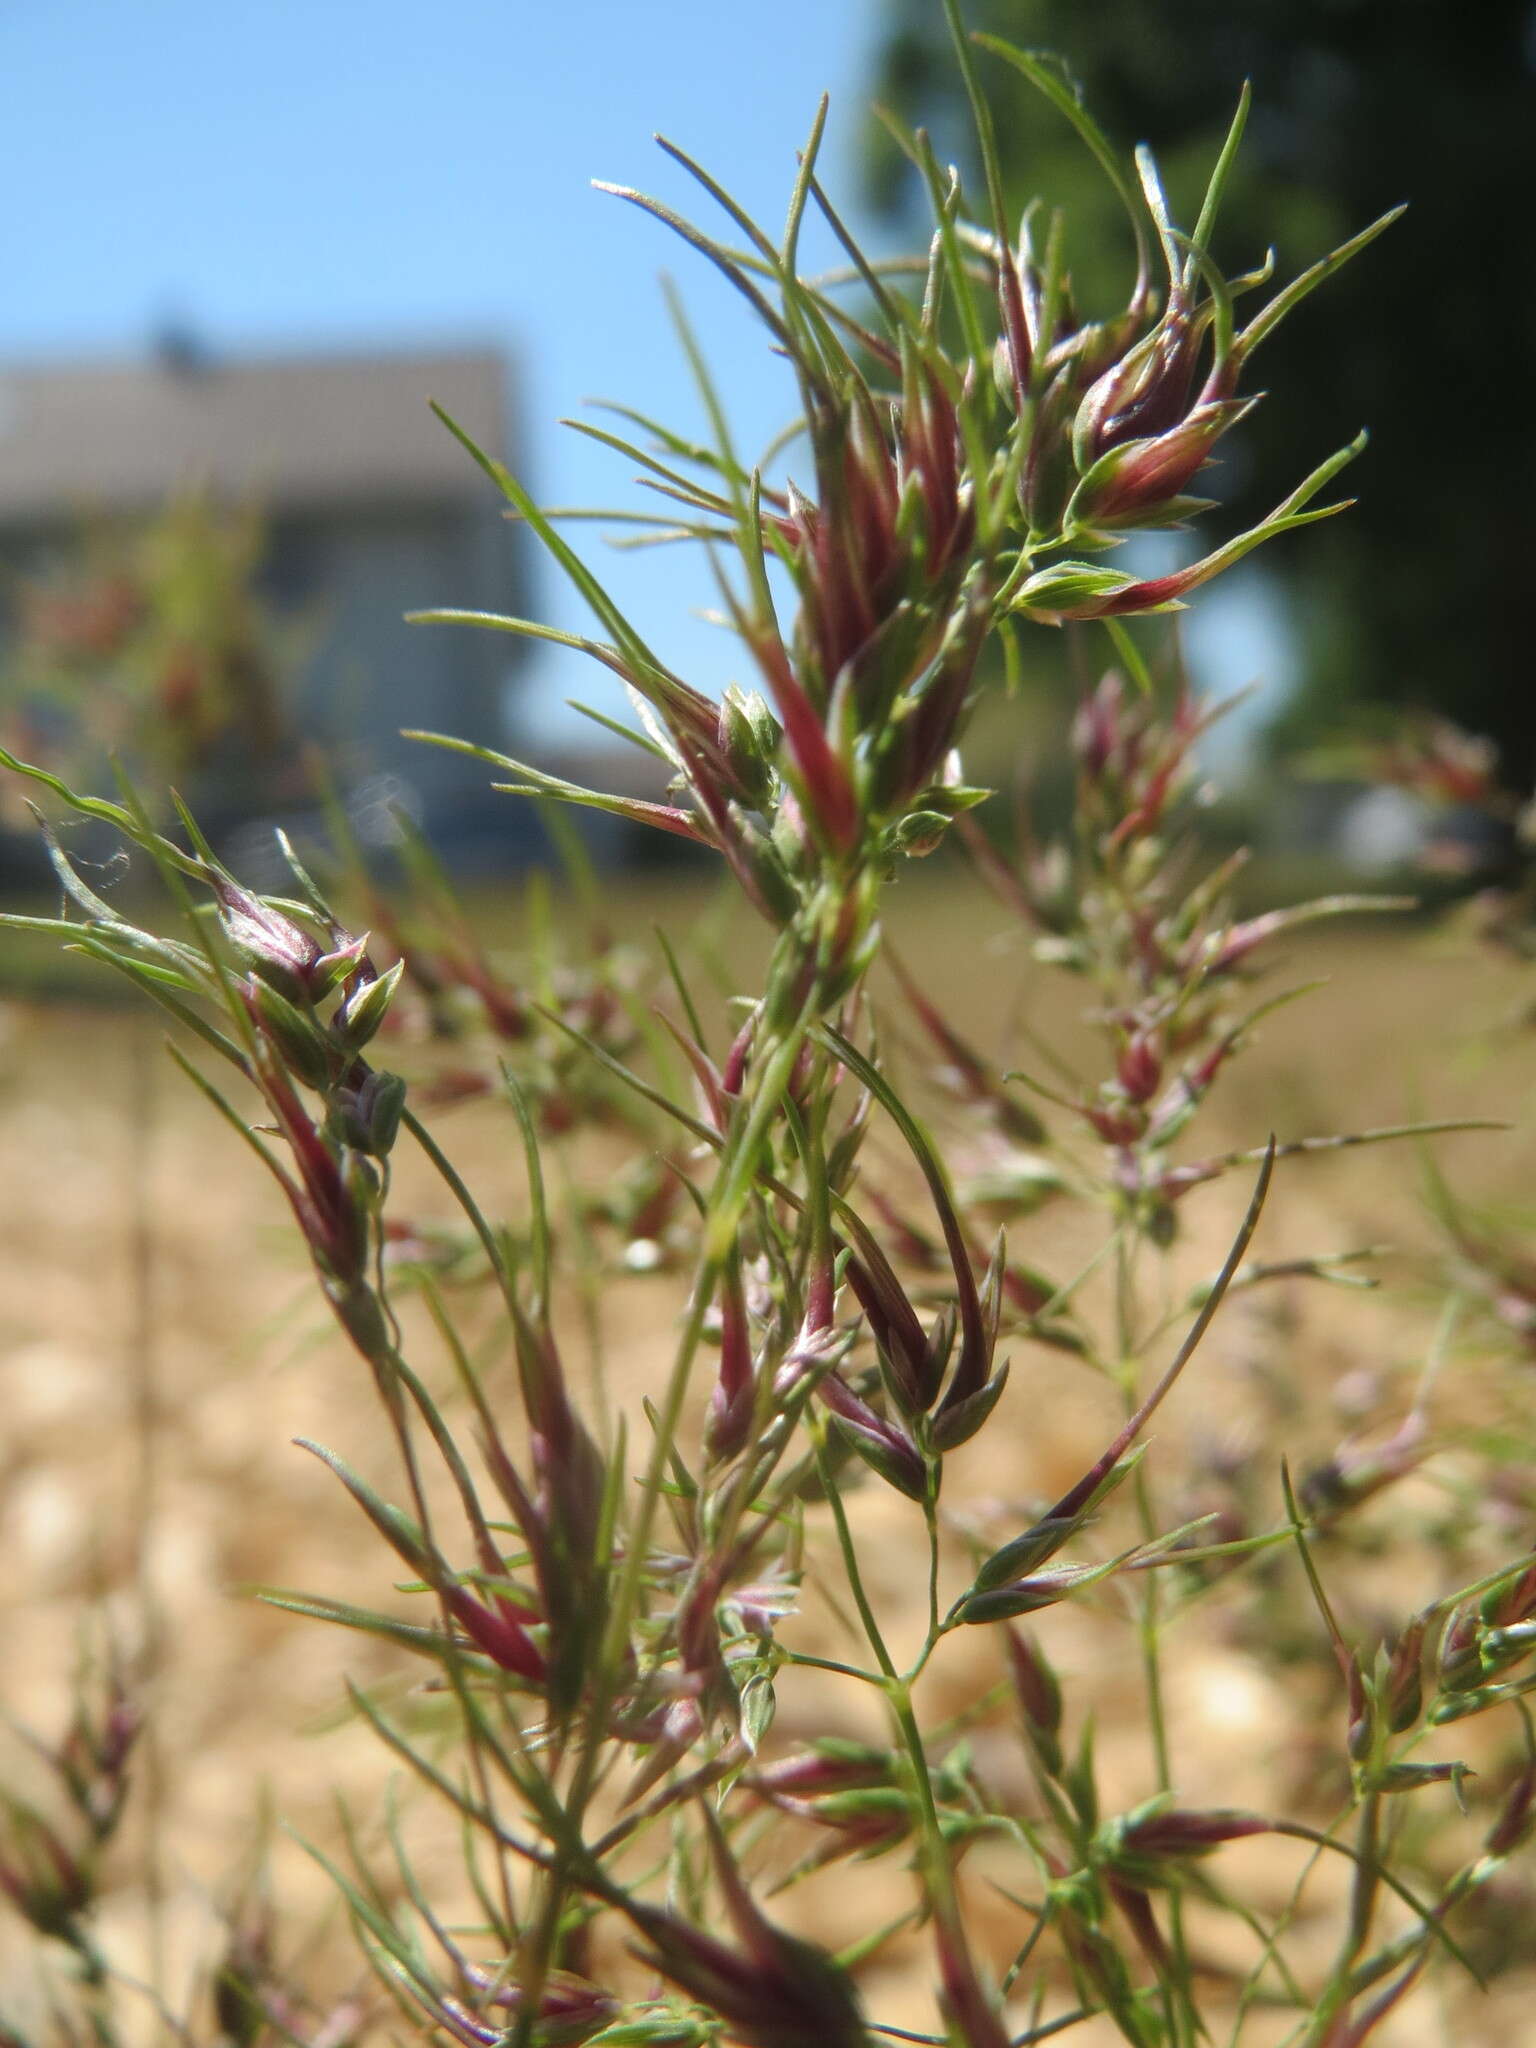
[5,12,1536,2046]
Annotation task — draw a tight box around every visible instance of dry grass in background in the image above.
[6,879,1536,2043]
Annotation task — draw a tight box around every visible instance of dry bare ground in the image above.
[5,877,1536,2043]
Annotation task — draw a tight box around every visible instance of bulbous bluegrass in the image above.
[6,11,1536,2048]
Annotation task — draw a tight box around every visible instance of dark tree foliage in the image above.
[868,1,1536,781]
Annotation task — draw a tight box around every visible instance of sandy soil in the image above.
[5,884,1536,2044]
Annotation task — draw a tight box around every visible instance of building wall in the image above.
[260,498,520,804]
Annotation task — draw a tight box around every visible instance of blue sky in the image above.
[0,0,897,746]
[0,0,1285,762]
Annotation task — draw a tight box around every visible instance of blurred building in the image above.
[0,336,526,869]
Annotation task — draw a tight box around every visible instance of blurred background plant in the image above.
[0,492,303,832]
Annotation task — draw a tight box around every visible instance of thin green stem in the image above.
[1302,1792,1384,2046]
[1117,1227,1198,2048]
[813,1422,899,1684]
[811,1429,990,2020]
